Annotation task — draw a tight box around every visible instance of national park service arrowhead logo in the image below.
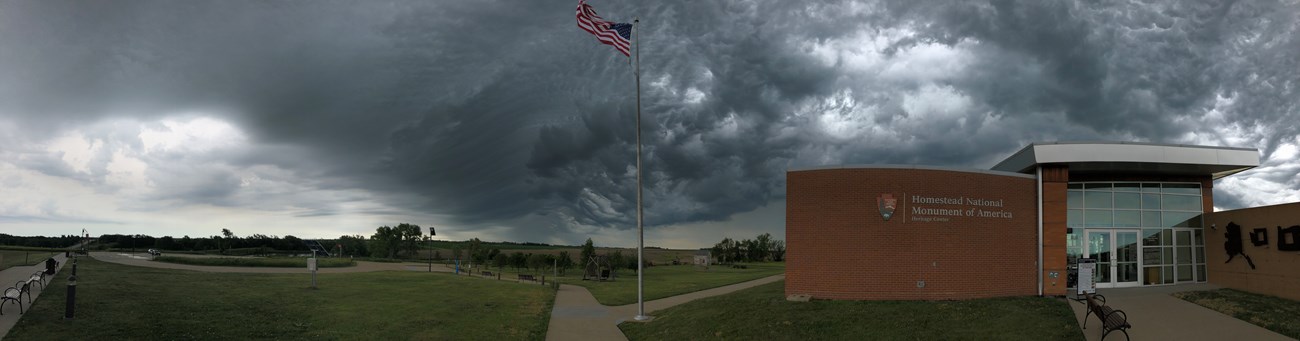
[878,193,897,221]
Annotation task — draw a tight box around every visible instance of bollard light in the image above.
[65,274,77,320]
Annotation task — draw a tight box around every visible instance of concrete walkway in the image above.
[1069,284,1293,341]
[0,252,69,339]
[546,274,784,341]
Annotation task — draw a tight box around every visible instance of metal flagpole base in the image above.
[632,315,654,322]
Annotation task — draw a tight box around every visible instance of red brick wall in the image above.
[786,167,1038,300]
[1041,165,1068,296]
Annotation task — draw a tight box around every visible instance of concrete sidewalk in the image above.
[0,252,69,339]
[546,274,784,341]
[1069,283,1293,341]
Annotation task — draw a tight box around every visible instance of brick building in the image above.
[786,142,1264,300]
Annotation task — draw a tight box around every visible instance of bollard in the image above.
[65,274,77,319]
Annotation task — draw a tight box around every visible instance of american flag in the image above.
[576,0,632,57]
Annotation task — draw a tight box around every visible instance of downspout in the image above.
[1037,166,1044,296]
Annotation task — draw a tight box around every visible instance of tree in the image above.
[452,246,463,262]
[433,250,442,261]
[369,225,401,259]
[395,223,423,258]
[510,252,527,272]
[492,253,509,270]
[338,235,368,257]
[557,251,574,275]
[580,238,596,268]
[221,228,235,253]
[755,233,773,261]
[607,250,624,277]
[467,238,483,267]
[771,240,786,261]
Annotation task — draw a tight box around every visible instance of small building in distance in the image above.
[693,249,711,266]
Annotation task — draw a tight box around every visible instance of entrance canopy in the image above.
[992,142,1259,179]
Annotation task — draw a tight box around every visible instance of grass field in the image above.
[152,256,356,268]
[1173,289,1300,339]
[6,257,555,340]
[0,249,60,271]
[554,262,785,306]
[619,280,1082,340]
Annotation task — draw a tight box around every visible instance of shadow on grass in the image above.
[620,280,1083,341]
[1173,289,1300,339]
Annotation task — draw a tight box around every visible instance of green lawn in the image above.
[152,256,356,268]
[0,249,59,271]
[1174,289,1300,339]
[620,280,1083,340]
[7,257,555,340]
[554,262,785,306]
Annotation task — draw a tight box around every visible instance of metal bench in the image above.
[29,272,45,290]
[518,274,537,282]
[1084,293,1131,340]
[1,281,30,315]
[481,271,494,278]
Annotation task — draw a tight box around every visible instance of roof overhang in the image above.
[991,142,1260,180]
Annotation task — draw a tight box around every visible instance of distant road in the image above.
[89,252,452,274]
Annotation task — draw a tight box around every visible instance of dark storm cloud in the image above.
[1,0,1296,241]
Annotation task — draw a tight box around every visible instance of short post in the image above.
[65,274,77,319]
[308,252,318,289]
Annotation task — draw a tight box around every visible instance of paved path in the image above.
[89,252,446,274]
[546,274,784,341]
[1070,283,1293,341]
[0,252,69,339]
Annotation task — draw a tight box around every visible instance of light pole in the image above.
[434,227,444,273]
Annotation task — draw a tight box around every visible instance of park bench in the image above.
[29,272,45,290]
[1,281,30,315]
[518,274,537,283]
[1084,293,1131,340]
[481,271,494,278]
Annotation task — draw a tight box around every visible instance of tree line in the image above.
[96,230,309,254]
[0,234,83,249]
[710,233,785,263]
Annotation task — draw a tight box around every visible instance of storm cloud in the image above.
[0,0,1296,246]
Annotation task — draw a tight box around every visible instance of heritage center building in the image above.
[786,141,1300,301]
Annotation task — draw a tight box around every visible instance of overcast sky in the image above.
[1,0,1297,248]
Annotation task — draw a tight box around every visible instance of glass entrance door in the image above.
[1085,229,1141,288]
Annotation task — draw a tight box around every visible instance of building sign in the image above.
[878,193,898,221]
[1077,259,1096,295]
[908,195,1014,223]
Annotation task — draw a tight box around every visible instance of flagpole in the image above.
[632,17,649,322]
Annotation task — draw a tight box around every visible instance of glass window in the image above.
[1086,192,1113,209]
[1163,247,1174,264]
[1163,183,1201,195]
[1114,192,1141,209]
[1195,247,1205,264]
[1164,212,1202,228]
[1161,230,1173,245]
[1163,266,1174,284]
[1067,229,1081,248]
[1142,194,1160,210]
[1068,191,1083,209]
[1143,211,1161,227]
[1142,183,1162,193]
[1068,210,1084,227]
[1194,230,1204,246]
[1114,210,1141,227]
[1178,265,1193,281]
[1142,247,1161,264]
[1114,183,1141,192]
[1086,210,1113,227]
[1142,229,1162,246]
[1163,195,1201,211]
[1196,265,1206,282]
[1068,183,1083,190]
[1086,183,1113,190]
